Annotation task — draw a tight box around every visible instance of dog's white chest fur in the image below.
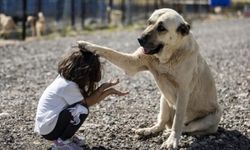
[148,61,177,106]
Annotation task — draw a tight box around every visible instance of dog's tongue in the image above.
[143,47,150,54]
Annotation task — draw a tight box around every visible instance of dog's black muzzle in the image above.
[137,37,163,55]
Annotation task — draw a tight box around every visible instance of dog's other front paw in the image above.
[134,128,153,136]
[134,124,166,137]
[134,127,160,136]
[162,129,171,138]
[77,40,95,52]
[160,133,179,149]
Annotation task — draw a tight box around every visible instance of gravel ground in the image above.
[0,18,250,150]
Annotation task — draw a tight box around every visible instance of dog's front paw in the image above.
[160,133,179,149]
[162,129,171,138]
[77,40,95,52]
[134,128,154,136]
[134,124,166,137]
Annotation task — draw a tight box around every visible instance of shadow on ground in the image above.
[82,145,110,150]
[187,127,250,150]
[136,127,250,150]
[48,145,110,150]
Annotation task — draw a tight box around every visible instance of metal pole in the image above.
[154,0,158,9]
[71,0,75,29]
[22,0,27,40]
[109,0,113,9]
[38,0,42,12]
[145,0,149,19]
[125,0,132,25]
[160,0,164,8]
[81,0,85,28]
[0,0,3,13]
[108,0,113,23]
[121,0,125,23]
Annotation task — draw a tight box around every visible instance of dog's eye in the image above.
[157,25,167,32]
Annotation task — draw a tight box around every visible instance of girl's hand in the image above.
[97,79,120,93]
[84,79,129,106]
[97,79,129,99]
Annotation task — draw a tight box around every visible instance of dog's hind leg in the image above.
[135,95,171,136]
[183,107,222,135]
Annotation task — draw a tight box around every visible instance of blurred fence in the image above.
[0,0,161,39]
[0,0,212,24]
[0,0,159,29]
[1,0,247,40]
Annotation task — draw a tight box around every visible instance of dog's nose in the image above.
[138,37,146,46]
[138,34,149,46]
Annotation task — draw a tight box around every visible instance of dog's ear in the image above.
[176,23,190,36]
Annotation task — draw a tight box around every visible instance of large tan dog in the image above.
[78,8,222,149]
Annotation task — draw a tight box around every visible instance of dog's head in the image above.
[138,9,190,55]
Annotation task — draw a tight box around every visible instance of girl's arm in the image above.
[82,79,128,107]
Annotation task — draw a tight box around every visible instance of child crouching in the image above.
[34,46,128,150]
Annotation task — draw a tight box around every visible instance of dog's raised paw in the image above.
[77,41,90,49]
[77,41,96,53]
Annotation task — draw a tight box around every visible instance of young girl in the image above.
[34,46,128,150]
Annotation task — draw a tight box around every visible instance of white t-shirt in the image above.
[34,75,84,135]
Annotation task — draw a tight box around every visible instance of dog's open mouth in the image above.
[143,44,164,55]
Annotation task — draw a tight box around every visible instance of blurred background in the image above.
[0,0,249,40]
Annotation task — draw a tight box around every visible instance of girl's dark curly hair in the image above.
[58,46,101,98]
